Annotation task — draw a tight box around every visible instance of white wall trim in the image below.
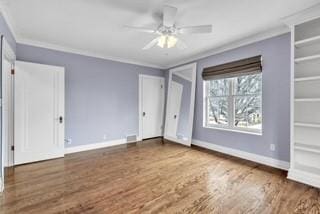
[17,27,290,70]
[167,26,290,69]
[288,169,320,189]
[0,3,291,70]
[2,38,16,62]
[192,139,290,171]
[0,3,166,69]
[64,139,127,154]
[2,38,15,170]
[282,3,320,26]
[0,3,290,70]
[0,177,3,192]
[17,38,166,69]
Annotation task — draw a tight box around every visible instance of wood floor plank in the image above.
[0,138,319,214]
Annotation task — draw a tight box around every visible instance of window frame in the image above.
[203,74,262,135]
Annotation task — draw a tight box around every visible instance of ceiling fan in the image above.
[125,5,213,50]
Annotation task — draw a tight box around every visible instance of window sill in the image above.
[203,126,262,136]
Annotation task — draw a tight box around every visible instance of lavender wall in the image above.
[191,33,291,162]
[172,74,192,139]
[16,44,164,147]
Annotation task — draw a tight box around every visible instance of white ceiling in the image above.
[1,0,320,68]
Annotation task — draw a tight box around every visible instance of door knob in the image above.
[143,112,146,117]
[59,116,63,124]
[174,115,177,119]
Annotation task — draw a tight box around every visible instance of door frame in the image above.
[138,75,165,141]
[1,37,16,192]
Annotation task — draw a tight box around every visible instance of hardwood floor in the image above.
[0,138,319,214]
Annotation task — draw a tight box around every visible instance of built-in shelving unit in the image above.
[284,5,320,188]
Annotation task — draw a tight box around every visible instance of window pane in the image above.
[234,74,262,95]
[207,79,229,96]
[207,97,228,126]
[234,96,262,130]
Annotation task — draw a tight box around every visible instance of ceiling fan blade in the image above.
[142,37,159,50]
[163,5,177,27]
[178,25,212,34]
[124,25,156,34]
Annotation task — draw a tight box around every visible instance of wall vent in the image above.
[126,135,137,143]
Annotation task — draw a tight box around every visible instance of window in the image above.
[204,74,262,133]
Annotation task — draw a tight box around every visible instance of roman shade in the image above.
[202,55,262,80]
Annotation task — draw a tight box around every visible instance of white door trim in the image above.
[138,75,165,141]
[1,37,15,192]
[2,38,15,63]
[0,37,16,167]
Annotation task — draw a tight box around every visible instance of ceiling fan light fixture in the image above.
[157,35,167,48]
[157,35,178,49]
[126,5,212,50]
[167,35,178,48]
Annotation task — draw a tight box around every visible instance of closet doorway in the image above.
[139,75,165,140]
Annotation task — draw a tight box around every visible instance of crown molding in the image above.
[0,4,165,69]
[17,38,166,69]
[166,25,290,69]
[17,25,290,70]
[282,3,320,26]
[0,2,292,70]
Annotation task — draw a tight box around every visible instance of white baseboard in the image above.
[192,139,290,171]
[65,139,127,154]
[288,169,320,189]
[0,178,3,192]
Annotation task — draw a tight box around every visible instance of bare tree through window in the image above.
[205,74,262,132]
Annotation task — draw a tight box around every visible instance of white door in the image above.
[14,61,65,165]
[2,59,14,167]
[166,81,183,138]
[141,75,165,139]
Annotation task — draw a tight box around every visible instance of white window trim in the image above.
[203,75,263,135]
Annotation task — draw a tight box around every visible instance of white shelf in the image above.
[295,142,320,149]
[295,54,320,63]
[295,35,320,48]
[294,163,320,175]
[295,98,320,102]
[294,122,320,128]
[295,146,320,154]
[294,76,320,82]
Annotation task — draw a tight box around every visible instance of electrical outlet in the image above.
[65,138,72,145]
[270,144,276,151]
